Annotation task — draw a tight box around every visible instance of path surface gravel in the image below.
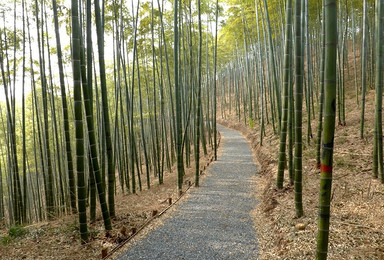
[115,125,258,260]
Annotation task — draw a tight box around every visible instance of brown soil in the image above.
[218,80,384,258]
[0,136,219,260]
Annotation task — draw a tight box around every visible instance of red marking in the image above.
[321,164,333,173]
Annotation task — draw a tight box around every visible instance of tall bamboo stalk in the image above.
[174,0,184,194]
[276,0,293,189]
[373,0,384,181]
[83,0,112,231]
[71,0,88,243]
[213,0,219,161]
[94,0,116,217]
[360,0,368,139]
[195,0,203,187]
[294,0,304,218]
[316,0,338,257]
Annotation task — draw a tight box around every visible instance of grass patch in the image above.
[52,221,79,238]
[0,235,11,245]
[1,225,28,245]
[248,118,254,128]
[9,226,28,238]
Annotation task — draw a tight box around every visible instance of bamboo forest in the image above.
[0,0,383,259]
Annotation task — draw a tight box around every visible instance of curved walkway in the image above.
[115,125,258,260]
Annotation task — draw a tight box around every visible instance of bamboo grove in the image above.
[0,0,220,242]
[1,0,384,258]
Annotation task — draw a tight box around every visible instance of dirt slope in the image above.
[219,85,384,259]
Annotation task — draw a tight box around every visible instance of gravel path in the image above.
[115,125,258,260]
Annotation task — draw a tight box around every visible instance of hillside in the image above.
[219,72,384,259]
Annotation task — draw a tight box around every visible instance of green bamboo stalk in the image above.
[35,0,55,218]
[351,1,359,105]
[27,11,43,221]
[71,0,88,243]
[294,0,304,218]
[255,0,264,145]
[262,0,281,131]
[316,0,338,257]
[134,19,150,193]
[213,0,219,160]
[360,0,368,139]
[276,0,292,189]
[21,0,27,222]
[288,50,294,185]
[95,0,115,217]
[52,0,77,213]
[304,0,312,145]
[316,1,326,168]
[175,0,184,194]
[195,0,202,187]
[44,4,65,214]
[129,1,140,194]
[373,0,384,181]
[82,0,112,231]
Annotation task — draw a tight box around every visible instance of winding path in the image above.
[115,125,258,260]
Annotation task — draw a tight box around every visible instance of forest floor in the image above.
[219,79,384,259]
[0,137,218,259]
